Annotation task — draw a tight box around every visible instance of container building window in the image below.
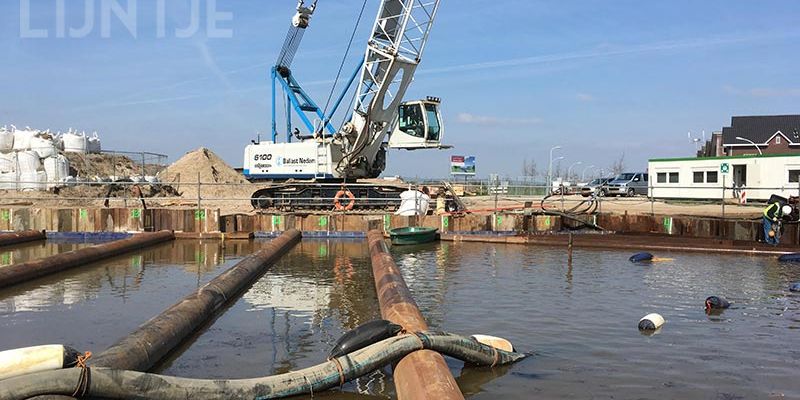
[668,172,678,183]
[693,171,704,183]
[657,173,666,183]
[706,171,718,183]
[789,169,800,183]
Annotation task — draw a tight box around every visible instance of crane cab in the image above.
[388,97,452,150]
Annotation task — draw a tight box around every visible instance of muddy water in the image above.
[1,239,799,399]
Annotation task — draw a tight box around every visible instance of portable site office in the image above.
[648,153,800,201]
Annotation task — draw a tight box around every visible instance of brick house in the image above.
[721,115,800,156]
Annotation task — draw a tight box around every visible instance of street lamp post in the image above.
[567,161,582,183]
[735,136,763,156]
[548,145,562,193]
[582,165,596,181]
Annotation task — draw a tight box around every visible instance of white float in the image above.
[0,344,80,381]
[638,313,665,331]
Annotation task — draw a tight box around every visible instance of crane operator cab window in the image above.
[399,103,426,138]
[425,103,441,141]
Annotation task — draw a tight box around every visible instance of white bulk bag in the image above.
[18,171,46,191]
[0,172,15,190]
[0,127,13,152]
[43,155,69,189]
[12,128,37,151]
[30,136,57,158]
[63,132,88,153]
[0,153,14,173]
[16,151,42,174]
[87,132,101,154]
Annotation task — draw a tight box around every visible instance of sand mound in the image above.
[159,148,253,200]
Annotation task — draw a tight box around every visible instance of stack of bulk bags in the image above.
[0,126,13,152]
[63,131,88,153]
[12,127,37,151]
[87,132,101,154]
[43,155,69,189]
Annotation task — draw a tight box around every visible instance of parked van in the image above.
[605,172,648,197]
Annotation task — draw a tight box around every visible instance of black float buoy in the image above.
[704,296,730,311]
[629,252,654,263]
[790,283,800,292]
[328,320,403,359]
[778,253,800,263]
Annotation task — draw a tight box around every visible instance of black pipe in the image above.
[0,332,526,400]
[0,231,175,290]
[0,230,46,248]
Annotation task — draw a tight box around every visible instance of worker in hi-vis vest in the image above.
[763,202,792,245]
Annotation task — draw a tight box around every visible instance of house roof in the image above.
[721,115,800,146]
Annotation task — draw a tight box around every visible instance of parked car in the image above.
[605,172,648,197]
[580,177,614,197]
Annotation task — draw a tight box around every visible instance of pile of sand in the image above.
[65,152,140,178]
[159,148,254,201]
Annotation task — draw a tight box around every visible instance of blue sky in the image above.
[1,0,799,179]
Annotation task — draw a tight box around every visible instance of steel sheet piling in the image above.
[90,229,301,371]
[0,230,46,248]
[367,230,464,400]
[0,231,175,290]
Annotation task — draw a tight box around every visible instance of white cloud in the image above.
[576,93,594,102]
[456,113,542,126]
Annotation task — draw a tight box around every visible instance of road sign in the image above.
[720,163,730,174]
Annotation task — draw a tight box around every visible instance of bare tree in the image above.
[609,152,625,175]
[553,160,563,182]
[522,157,537,177]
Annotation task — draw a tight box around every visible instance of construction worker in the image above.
[763,201,792,245]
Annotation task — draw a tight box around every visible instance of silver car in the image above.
[605,172,648,197]
[581,177,614,197]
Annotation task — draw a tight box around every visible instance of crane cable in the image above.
[319,0,369,133]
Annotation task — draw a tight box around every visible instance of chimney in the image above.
[712,131,723,157]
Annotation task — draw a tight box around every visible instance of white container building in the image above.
[648,154,800,201]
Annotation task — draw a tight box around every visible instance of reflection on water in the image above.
[159,239,389,397]
[0,240,265,352]
[3,238,800,399]
[391,242,800,400]
[0,241,93,267]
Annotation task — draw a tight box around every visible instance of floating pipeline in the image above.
[0,332,527,400]
[0,231,175,290]
[0,230,46,248]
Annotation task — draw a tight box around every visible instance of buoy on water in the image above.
[471,334,515,352]
[629,252,654,263]
[0,344,83,381]
[789,283,800,292]
[778,253,800,263]
[638,313,665,331]
[705,296,731,311]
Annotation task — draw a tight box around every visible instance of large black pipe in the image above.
[0,231,175,290]
[0,230,46,248]
[90,229,302,371]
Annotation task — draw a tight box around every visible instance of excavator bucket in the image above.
[388,98,452,150]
